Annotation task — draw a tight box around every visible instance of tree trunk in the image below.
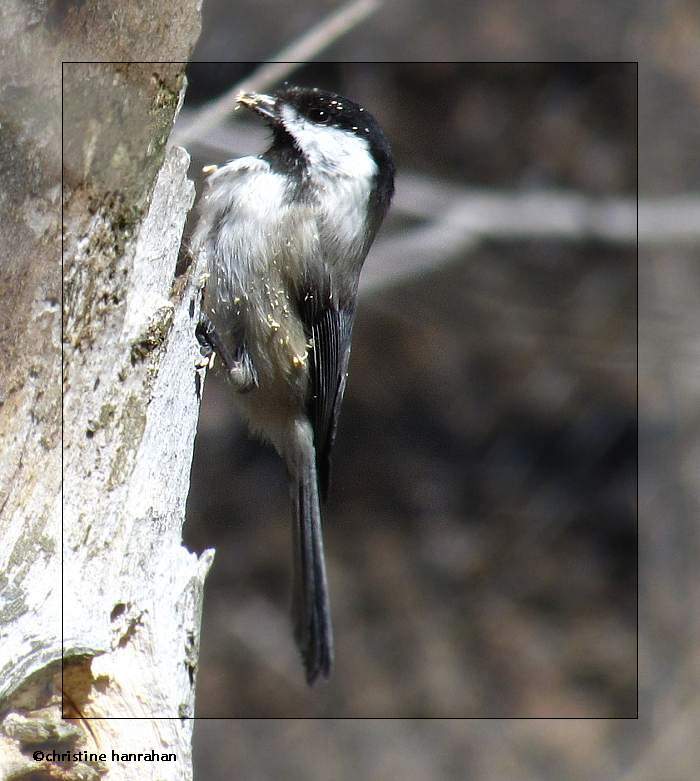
[1,4,207,779]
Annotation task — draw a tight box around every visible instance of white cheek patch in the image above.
[280,104,377,181]
[280,104,378,258]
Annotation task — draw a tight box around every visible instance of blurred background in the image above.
[174,0,698,778]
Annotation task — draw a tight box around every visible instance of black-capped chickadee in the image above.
[193,86,394,684]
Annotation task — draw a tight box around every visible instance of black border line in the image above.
[60,60,640,721]
[635,60,640,722]
[61,60,65,717]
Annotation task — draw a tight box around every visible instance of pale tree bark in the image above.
[0,4,208,780]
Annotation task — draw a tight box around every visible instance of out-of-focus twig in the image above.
[615,649,700,781]
[390,173,700,245]
[172,0,380,147]
[363,183,700,291]
[363,187,700,290]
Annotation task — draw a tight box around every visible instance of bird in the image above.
[192,85,395,683]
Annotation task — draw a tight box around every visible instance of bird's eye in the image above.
[310,108,331,124]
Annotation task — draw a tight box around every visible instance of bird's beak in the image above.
[236,91,278,120]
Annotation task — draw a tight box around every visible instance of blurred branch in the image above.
[616,651,700,781]
[172,0,380,147]
[363,181,700,291]
[390,173,700,246]
[219,596,307,690]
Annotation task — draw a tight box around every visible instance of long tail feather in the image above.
[291,455,333,684]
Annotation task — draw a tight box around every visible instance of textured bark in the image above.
[0,4,205,780]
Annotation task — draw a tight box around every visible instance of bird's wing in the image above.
[298,278,355,501]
